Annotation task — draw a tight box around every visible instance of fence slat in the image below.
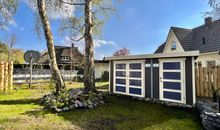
[0,62,4,91]
[196,65,220,98]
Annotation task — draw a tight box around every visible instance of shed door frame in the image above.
[113,60,145,97]
[159,58,186,104]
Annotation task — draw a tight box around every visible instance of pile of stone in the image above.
[41,88,107,112]
[196,101,220,130]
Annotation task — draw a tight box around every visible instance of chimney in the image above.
[71,43,74,48]
[205,17,212,25]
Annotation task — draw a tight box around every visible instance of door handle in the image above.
[159,77,162,82]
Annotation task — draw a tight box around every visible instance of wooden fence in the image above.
[195,65,220,97]
[0,61,13,91]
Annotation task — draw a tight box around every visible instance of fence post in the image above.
[8,61,13,90]
[4,62,8,91]
[0,62,4,91]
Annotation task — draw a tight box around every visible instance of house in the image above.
[37,44,109,79]
[155,17,220,67]
[104,18,220,106]
[94,60,109,79]
[38,44,84,67]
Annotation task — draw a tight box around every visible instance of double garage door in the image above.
[113,61,145,97]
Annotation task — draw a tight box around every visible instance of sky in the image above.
[0,0,210,59]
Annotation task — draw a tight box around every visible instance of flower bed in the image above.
[40,88,107,112]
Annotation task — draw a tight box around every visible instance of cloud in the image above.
[22,0,77,19]
[8,19,17,27]
[61,36,117,58]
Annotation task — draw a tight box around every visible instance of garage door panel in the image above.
[129,72,141,78]
[129,88,142,95]
[163,62,180,70]
[129,63,142,70]
[129,79,142,86]
[116,86,126,93]
[163,72,181,80]
[163,91,181,101]
[163,82,181,90]
[116,78,126,85]
[116,71,126,77]
[116,64,126,69]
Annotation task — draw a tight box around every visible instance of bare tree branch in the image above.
[69,35,85,42]
[59,0,85,5]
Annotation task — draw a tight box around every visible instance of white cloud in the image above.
[8,19,17,27]
[61,35,117,57]
[22,0,77,19]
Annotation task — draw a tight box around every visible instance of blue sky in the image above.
[0,0,209,59]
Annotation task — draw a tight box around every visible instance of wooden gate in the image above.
[0,61,13,91]
[195,65,220,97]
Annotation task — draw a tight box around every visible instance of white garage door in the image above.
[159,58,186,104]
[113,61,145,97]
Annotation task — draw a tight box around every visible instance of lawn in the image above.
[0,83,202,130]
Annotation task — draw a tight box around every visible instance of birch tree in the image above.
[36,0,66,94]
[59,0,116,93]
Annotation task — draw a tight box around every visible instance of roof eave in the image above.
[105,51,200,61]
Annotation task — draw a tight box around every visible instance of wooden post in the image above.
[4,62,8,91]
[8,61,13,90]
[0,62,4,91]
[195,68,200,96]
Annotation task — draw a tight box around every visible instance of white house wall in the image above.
[94,63,109,79]
[195,52,220,67]
[163,29,185,53]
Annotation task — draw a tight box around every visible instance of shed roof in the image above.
[105,51,199,61]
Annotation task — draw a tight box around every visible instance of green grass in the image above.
[0,84,202,130]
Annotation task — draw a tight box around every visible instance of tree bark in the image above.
[37,0,65,94]
[84,0,96,93]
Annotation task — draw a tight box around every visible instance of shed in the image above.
[105,51,199,105]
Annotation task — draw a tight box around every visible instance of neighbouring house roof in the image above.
[154,18,220,54]
[38,45,84,65]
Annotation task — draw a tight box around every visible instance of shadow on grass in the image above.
[22,95,202,130]
[0,98,40,105]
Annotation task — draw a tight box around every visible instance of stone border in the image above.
[196,101,220,130]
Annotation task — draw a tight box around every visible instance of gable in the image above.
[163,29,184,53]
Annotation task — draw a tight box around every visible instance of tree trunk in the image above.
[37,0,65,94]
[84,0,96,93]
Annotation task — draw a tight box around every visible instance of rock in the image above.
[69,105,75,110]
[63,107,69,111]
[87,99,93,105]
[88,105,94,109]
[77,91,83,96]
[75,103,79,108]
[77,101,84,107]
[55,108,62,113]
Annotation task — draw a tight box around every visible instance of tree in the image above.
[59,0,116,93]
[206,0,220,18]
[4,34,17,62]
[0,0,17,29]
[113,47,130,57]
[36,0,65,94]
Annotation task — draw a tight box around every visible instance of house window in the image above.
[207,60,216,68]
[62,57,69,61]
[171,42,176,51]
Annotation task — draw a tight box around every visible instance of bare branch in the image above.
[59,0,85,5]
[69,35,85,42]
